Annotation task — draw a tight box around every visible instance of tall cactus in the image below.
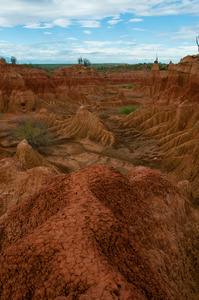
[196,36,199,52]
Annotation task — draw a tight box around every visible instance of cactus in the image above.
[196,36,199,52]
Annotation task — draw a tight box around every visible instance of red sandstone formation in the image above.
[0,164,198,299]
[150,54,199,103]
[120,103,199,203]
[118,54,199,201]
[35,107,118,147]
[0,62,104,114]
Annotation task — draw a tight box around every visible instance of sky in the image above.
[0,0,199,64]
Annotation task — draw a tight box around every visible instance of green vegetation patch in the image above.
[119,105,141,115]
[119,84,134,89]
[13,118,54,150]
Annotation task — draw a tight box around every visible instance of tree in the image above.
[83,58,91,68]
[77,57,91,68]
[78,57,83,64]
[11,56,17,64]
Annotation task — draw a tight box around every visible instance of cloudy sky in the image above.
[0,0,199,64]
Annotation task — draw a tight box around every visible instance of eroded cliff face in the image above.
[151,54,199,104]
[119,55,199,202]
[0,62,104,114]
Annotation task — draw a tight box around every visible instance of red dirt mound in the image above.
[0,164,198,299]
[0,157,57,217]
[36,107,118,147]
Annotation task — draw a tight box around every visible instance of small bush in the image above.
[127,84,134,89]
[119,84,134,89]
[119,106,140,115]
[14,118,54,149]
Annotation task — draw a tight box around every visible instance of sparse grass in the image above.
[12,118,54,150]
[0,113,4,119]
[108,81,114,85]
[119,84,134,89]
[119,105,141,115]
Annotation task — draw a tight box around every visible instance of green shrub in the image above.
[119,84,134,89]
[127,84,134,89]
[14,118,54,150]
[119,105,140,115]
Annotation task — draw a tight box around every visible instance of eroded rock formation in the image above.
[0,164,198,299]
[35,107,118,147]
[0,62,104,114]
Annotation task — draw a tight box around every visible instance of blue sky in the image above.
[0,0,199,64]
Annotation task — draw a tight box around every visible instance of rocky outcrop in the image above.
[0,62,104,114]
[150,55,199,104]
[0,164,198,299]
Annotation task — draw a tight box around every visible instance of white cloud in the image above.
[78,20,100,27]
[24,22,52,29]
[1,1,199,28]
[132,28,146,31]
[0,38,196,64]
[68,37,77,40]
[52,18,71,27]
[24,19,71,29]
[44,32,52,34]
[83,30,91,35]
[107,18,122,25]
[171,23,199,40]
[129,18,143,22]
[84,40,136,47]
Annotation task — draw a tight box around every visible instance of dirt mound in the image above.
[39,107,118,147]
[13,139,61,172]
[0,164,198,299]
[0,157,57,217]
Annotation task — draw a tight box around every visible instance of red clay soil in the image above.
[0,164,198,299]
[0,157,57,217]
[0,62,105,114]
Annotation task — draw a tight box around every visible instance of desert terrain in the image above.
[0,55,199,299]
